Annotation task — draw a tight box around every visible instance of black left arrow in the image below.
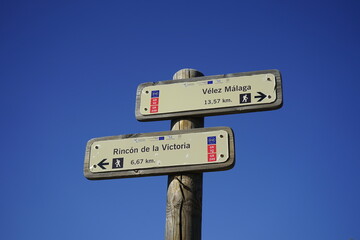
[97,159,109,169]
[255,92,267,102]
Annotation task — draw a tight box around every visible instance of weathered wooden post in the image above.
[165,69,204,240]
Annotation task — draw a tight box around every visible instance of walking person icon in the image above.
[115,159,121,167]
[242,94,248,102]
[240,93,251,104]
[112,158,124,169]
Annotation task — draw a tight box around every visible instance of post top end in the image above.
[173,68,204,80]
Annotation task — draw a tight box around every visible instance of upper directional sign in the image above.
[135,69,282,121]
[84,127,235,180]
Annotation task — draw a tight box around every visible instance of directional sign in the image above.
[84,127,235,180]
[135,69,282,121]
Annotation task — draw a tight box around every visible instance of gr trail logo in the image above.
[150,90,160,113]
[207,136,217,162]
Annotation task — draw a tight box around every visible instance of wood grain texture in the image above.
[165,69,204,240]
[166,173,203,240]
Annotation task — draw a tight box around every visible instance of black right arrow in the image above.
[97,159,109,169]
[255,92,267,102]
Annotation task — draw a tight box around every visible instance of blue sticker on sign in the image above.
[151,90,160,98]
[207,136,216,145]
[207,81,213,84]
[159,136,165,140]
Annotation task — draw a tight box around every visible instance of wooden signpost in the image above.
[166,69,205,240]
[84,68,283,240]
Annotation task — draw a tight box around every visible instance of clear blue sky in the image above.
[1,0,359,239]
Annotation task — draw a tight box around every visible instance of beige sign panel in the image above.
[84,127,235,180]
[135,69,282,121]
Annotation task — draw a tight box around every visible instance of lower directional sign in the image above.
[84,127,235,180]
